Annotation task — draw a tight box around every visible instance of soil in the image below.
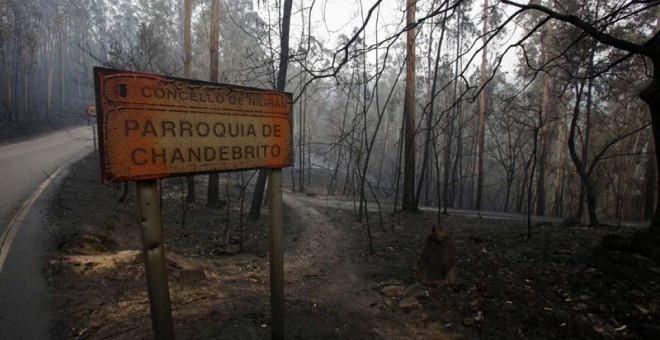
[45,155,660,339]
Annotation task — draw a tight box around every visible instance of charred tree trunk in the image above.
[249,0,293,220]
[417,6,447,207]
[443,9,462,214]
[393,115,405,213]
[527,127,539,238]
[517,153,530,214]
[47,56,53,121]
[568,79,600,227]
[298,84,305,193]
[641,7,660,231]
[504,169,513,212]
[553,115,566,217]
[442,115,454,214]
[536,29,552,216]
[644,15,660,221]
[452,125,461,207]
[645,135,656,219]
[536,88,549,215]
[577,73,593,219]
[641,53,660,231]
[3,55,12,122]
[184,0,195,203]
[475,0,489,212]
[376,115,390,192]
[58,21,65,116]
[329,81,352,195]
[207,0,221,207]
[402,0,417,212]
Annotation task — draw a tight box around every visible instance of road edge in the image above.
[0,151,91,274]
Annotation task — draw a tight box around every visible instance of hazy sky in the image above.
[279,0,521,78]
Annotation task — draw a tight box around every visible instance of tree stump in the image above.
[415,224,457,285]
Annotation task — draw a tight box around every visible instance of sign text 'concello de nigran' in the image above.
[94,68,293,183]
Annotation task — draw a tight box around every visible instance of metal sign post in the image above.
[85,104,97,153]
[93,67,293,339]
[136,180,175,340]
[268,168,284,339]
[92,121,97,153]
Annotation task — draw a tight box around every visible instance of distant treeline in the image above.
[0,1,96,130]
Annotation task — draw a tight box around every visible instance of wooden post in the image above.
[92,118,97,154]
[95,68,293,339]
[267,168,284,339]
[136,180,175,340]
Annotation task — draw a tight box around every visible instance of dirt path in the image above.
[283,192,359,292]
[45,154,452,339]
[284,194,369,322]
[280,192,451,339]
[282,193,368,335]
[48,157,660,339]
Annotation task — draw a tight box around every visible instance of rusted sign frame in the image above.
[94,67,293,183]
[94,68,292,339]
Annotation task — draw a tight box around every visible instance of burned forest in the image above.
[1,0,660,339]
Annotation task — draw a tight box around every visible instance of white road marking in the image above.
[0,161,70,274]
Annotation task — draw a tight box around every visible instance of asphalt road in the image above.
[294,191,644,228]
[0,126,94,233]
[0,125,93,339]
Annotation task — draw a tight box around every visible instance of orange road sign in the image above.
[94,67,293,183]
